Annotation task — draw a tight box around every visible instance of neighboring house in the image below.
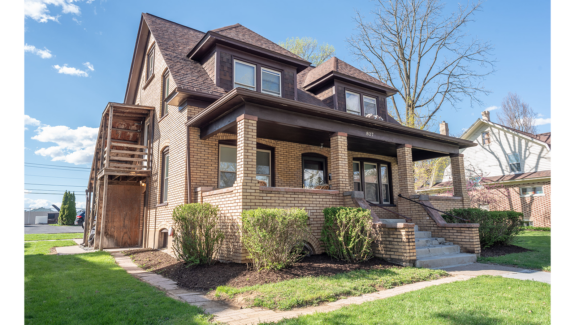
[24,207,58,225]
[427,111,551,227]
[83,13,481,267]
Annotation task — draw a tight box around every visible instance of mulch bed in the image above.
[124,249,399,291]
[480,244,531,258]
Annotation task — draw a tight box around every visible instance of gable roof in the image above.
[462,118,551,150]
[302,57,397,94]
[142,13,226,96]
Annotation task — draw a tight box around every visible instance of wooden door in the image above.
[103,184,142,248]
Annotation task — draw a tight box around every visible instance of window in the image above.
[345,91,361,115]
[161,71,170,117]
[256,150,271,186]
[364,96,377,116]
[507,153,521,173]
[481,131,490,145]
[234,60,256,91]
[143,120,149,167]
[218,144,273,188]
[147,46,155,80]
[479,204,490,211]
[302,155,327,189]
[352,160,392,204]
[520,186,544,197]
[353,161,361,191]
[219,145,237,188]
[261,68,281,97]
[161,149,169,203]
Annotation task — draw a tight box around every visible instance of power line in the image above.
[26,189,84,192]
[25,165,90,172]
[25,183,86,187]
[25,163,91,170]
[25,192,86,196]
[26,174,87,180]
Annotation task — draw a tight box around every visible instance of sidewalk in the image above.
[440,263,551,284]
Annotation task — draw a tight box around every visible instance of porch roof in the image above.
[186,88,476,160]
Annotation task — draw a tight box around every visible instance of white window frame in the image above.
[161,150,169,203]
[345,91,361,115]
[363,96,377,116]
[364,162,379,204]
[218,144,237,188]
[261,67,282,97]
[380,164,390,204]
[256,149,272,186]
[481,131,490,145]
[507,153,521,173]
[520,186,544,197]
[233,60,256,91]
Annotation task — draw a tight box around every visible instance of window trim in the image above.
[161,70,170,117]
[146,45,155,81]
[520,186,545,197]
[261,67,282,97]
[217,141,276,188]
[256,149,272,186]
[344,89,379,117]
[481,131,490,145]
[301,153,329,189]
[363,95,378,116]
[233,59,256,91]
[345,91,362,115]
[353,161,362,191]
[507,153,522,173]
[218,144,238,189]
[352,158,394,205]
[160,148,169,203]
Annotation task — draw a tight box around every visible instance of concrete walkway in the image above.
[440,263,551,284]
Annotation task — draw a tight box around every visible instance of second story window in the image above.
[345,91,361,115]
[161,148,169,203]
[147,46,155,80]
[261,68,281,97]
[364,96,377,116]
[482,131,490,145]
[234,60,255,91]
[507,153,521,173]
[161,71,170,117]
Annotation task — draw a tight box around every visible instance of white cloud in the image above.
[25,0,82,23]
[83,62,94,71]
[25,198,54,209]
[485,106,498,111]
[22,114,40,131]
[73,17,81,25]
[24,43,53,59]
[32,124,98,165]
[53,64,89,77]
[76,201,86,209]
[534,117,551,126]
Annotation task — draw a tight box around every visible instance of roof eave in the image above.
[124,15,149,105]
[303,71,398,96]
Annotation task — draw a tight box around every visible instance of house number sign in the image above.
[366,131,374,137]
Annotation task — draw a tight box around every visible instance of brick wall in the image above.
[490,181,551,227]
[372,224,417,266]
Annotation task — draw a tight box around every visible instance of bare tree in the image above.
[347,0,495,128]
[497,92,537,134]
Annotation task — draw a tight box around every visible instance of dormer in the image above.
[300,57,398,120]
[187,24,311,101]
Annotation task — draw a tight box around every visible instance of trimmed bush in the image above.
[443,208,523,248]
[321,207,373,263]
[172,203,224,265]
[520,226,551,231]
[241,208,310,271]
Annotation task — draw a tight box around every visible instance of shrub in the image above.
[320,207,373,263]
[241,208,310,271]
[172,203,224,265]
[443,208,523,248]
[520,226,551,231]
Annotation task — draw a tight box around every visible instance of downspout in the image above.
[186,124,191,204]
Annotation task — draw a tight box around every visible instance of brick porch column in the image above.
[450,153,470,208]
[330,132,351,192]
[396,144,415,217]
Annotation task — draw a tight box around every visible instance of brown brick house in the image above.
[83,13,480,267]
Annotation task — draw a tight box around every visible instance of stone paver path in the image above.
[110,252,473,325]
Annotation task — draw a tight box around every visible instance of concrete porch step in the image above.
[414,231,432,238]
[415,237,448,247]
[380,219,406,224]
[416,244,460,258]
[415,253,477,268]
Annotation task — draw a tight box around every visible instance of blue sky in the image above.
[23,0,550,209]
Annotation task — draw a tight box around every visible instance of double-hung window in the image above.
[345,91,361,115]
[352,160,391,204]
[234,60,256,91]
[364,96,377,116]
[219,145,273,188]
[507,153,521,173]
[353,161,361,191]
[161,71,170,117]
[147,46,155,80]
[302,155,327,189]
[161,149,169,203]
[256,150,272,186]
[261,68,281,96]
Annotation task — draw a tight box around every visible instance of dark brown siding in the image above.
[220,51,233,91]
[201,49,217,84]
[336,84,346,112]
[282,70,295,100]
[315,83,335,109]
[378,95,388,120]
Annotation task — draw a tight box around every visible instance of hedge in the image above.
[320,207,373,263]
[520,226,551,231]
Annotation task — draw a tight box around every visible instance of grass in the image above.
[25,240,211,324]
[214,266,448,310]
[264,276,550,325]
[478,231,550,271]
[25,233,84,241]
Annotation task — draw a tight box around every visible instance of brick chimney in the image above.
[481,110,490,121]
[439,121,449,136]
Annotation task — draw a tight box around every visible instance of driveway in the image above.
[25,224,83,234]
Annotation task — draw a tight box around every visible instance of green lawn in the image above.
[25,240,210,324]
[25,233,84,241]
[478,231,550,271]
[265,276,550,325]
[214,267,448,310]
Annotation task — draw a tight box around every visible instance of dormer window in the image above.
[346,91,378,116]
[261,68,281,97]
[234,60,256,91]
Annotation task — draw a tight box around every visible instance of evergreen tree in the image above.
[58,191,69,225]
[68,192,77,225]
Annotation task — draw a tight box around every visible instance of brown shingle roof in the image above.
[489,121,551,147]
[303,57,396,92]
[142,13,225,96]
[211,24,306,62]
[429,170,551,189]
